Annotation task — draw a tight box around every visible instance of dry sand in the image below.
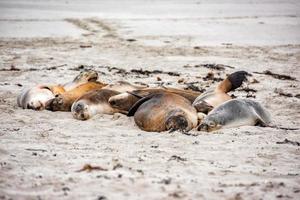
[0,0,300,199]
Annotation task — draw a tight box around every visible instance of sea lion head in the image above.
[108,92,140,113]
[165,109,190,132]
[71,100,91,120]
[73,70,98,83]
[18,86,55,110]
[45,95,69,111]
[197,116,222,132]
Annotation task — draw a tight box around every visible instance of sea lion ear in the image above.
[127,94,155,117]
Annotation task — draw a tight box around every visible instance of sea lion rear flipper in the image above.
[253,111,269,127]
[216,71,249,93]
[127,94,155,116]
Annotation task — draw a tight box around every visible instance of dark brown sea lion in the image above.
[46,81,107,111]
[71,81,147,120]
[127,93,198,132]
[108,87,201,114]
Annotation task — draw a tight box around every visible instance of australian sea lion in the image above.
[108,87,201,113]
[197,99,271,132]
[192,71,249,113]
[71,81,147,120]
[46,81,107,111]
[127,93,198,132]
[71,89,121,120]
[17,70,98,110]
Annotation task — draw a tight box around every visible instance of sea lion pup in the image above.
[127,93,198,132]
[71,81,147,120]
[192,71,249,114]
[46,81,107,112]
[108,87,201,113]
[197,99,271,132]
[17,70,98,110]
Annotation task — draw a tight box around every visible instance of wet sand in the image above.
[0,0,300,199]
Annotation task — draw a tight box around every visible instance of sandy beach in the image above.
[0,0,300,199]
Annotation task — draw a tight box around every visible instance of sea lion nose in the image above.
[108,99,116,106]
[197,123,208,132]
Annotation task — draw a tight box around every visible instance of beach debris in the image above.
[169,155,187,162]
[183,64,235,70]
[203,72,224,82]
[156,76,162,81]
[274,88,293,97]
[25,148,47,152]
[97,196,107,200]
[0,65,21,71]
[126,38,137,42]
[254,70,296,81]
[238,87,257,93]
[276,139,300,146]
[159,178,172,185]
[184,82,205,92]
[177,78,185,83]
[79,44,92,48]
[76,164,108,172]
[130,69,180,76]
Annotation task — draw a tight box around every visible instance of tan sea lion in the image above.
[71,81,147,120]
[197,99,271,132]
[108,87,201,114]
[127,93,198,132]
[192,71,249,113]
[45,81,107,111]
[17,70,98,110]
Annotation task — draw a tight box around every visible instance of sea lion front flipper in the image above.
[127,94,156,117]
[193,100,214,114]
[216,71,249,93]
[253,111,269,127]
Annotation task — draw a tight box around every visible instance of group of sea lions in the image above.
[17,70,271,133]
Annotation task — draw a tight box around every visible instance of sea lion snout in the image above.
[197,123,209,132]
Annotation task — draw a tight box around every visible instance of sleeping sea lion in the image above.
[108,87,201,114]
[192,71,249,113]
[17,70,98,110]
[197,99,271,132]
[71,81,147,120]
[45,81,107,111]
[127,93,198,132]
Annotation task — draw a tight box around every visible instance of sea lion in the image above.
[197,99,271,132]
[192,71,249,113]
[71,81,147,120]
[127,93,198,132]
[108,87,201,113]
[71,89,121,120]
[17,70,98,110]
[46,81,107,111]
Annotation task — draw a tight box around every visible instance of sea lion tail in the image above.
[216,71,249,93]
